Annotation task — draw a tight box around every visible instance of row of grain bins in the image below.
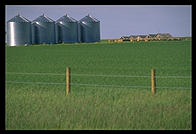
[7,14,100,46]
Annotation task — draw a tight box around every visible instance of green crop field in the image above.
[5,40,192,130]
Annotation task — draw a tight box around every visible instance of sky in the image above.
[5,5,192,39]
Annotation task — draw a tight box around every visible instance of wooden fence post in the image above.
[151,69,156,94]
[66,67,70,95]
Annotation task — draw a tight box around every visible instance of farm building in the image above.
[79,14,100,43]
[31,14,55,44]
[156,33,173,40]
[143,35,151,41]
[120,35,151,42]
[7,14,32,46]
[119,33,174,42]
[149,34,158,40]
[137,35,149,41]
[120,36,130,41]
[134,35,151,41]
[129,35,138,42]
[55,14,79,43]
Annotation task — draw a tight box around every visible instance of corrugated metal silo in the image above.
[32,14,55,44]
[77,22,81,43]
[7,14,31,46]
[79,14,100,43]
[55,14,79,43]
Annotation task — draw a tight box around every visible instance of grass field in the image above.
[5,40,192,130]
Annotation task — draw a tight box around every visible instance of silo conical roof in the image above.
[56,14,77,22]
[7,14,31,22]
[32,14,54,22]
[79,14,99,22]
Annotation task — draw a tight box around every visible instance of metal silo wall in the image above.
[77,22,81,43]
[95,22,100,42]
[32,22,55,44]
[80,21,100,43]
[7,22,31,46]
[55,22,78,43]
[55,24,59,43]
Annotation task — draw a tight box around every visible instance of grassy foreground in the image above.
[6,85,191,130]
[5,40,192,130]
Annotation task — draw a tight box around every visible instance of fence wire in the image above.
[6,81,65,85]
[6,81,191,90]
[6,72,192,79]
[6,72,64,76]
[5,71,192,90]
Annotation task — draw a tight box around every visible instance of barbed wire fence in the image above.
[6,68,192,95]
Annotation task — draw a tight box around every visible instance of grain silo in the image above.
[7,14,31,46]
[32,14,55,44]
[55,14,79,43]
[77,22,81,43]
[79,14,100,43]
